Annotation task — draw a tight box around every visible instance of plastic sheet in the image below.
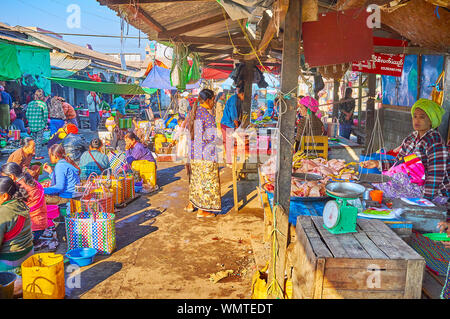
[419,55,445,99]
[382,55,418,107]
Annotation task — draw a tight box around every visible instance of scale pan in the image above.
[326,182,365,198]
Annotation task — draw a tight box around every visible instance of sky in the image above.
[0,0,149,57]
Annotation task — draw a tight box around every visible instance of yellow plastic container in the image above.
[22,253,65,299]
[155,134,167,153]
[132,160,157,186]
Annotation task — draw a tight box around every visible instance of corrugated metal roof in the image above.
[0,22,50,49]
[12,25,142,71]
[50,52,91,71]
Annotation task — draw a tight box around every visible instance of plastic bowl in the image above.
[66,248,97,267]
[423,233,450,242]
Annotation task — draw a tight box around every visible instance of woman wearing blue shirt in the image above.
[220,86,244,164]
[43,144,81,205]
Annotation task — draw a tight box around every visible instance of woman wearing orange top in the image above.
[1,162,47,245]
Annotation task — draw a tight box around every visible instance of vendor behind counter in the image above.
[361,98,448,202]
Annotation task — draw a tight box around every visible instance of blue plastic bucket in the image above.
[0,272,17,299]
[66,248,97,267]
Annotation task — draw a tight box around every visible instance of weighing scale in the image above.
[323,182,366,235]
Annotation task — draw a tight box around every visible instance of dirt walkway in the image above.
[64,162,269,299]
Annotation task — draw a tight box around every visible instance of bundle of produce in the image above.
[263,178,327,198]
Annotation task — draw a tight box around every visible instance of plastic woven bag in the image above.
[22,253,65,299]
[108,151,127,175]
[65,209,116,255]
[124,173,135,201]
[99,168,126,205]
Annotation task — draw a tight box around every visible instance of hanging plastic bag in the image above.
[431,71,444,106]
[187,53,201,84]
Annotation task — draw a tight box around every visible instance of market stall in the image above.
[99,0,449,300]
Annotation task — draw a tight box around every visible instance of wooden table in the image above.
[328,136,365,163]
[231,129,274,213]
[289,215,425,299]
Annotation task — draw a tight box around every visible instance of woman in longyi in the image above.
[184,89,222,218]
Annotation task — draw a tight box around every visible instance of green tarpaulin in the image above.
[49,77,155,95]
[0,40,51,95]
[0,41,22,81]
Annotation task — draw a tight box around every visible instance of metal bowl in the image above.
[325,182,366,199]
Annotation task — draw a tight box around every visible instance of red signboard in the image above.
[352,37,408,77]
[302,9,373,67]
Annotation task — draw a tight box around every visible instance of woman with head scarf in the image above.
[361,99,448,201]
[295,96,325,150]
[26,89,48,160]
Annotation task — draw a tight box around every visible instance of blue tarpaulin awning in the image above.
[141,65,199,90]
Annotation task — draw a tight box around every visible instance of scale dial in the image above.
[323,200,340,229]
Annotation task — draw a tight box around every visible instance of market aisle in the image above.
[66,162,267,299]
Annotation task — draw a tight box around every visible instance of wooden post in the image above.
[332,79,340,121]
[417,54,422,101]
[357,73,362,130]
[365,73,376,152]
[242,60,255,127]
[438,55,450,143]
[357,73,363,144]
[269,0,301,299]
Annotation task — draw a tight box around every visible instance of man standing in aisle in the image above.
[26,89,48,160]
[0,85,13,130]
[111,94,127,116]
[220,85,244,165]
[86,91,101,132]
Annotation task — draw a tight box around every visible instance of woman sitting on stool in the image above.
[43,144,81,205]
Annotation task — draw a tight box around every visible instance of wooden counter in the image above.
[289,215,425,299]
[391,198,448,233]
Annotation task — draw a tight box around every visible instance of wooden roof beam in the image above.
[126,6,167,33]
[190,47,235,54]
[159,14,230,38]
[374,46,450,55]
[244,0,289,61]
[157,35,259,47]
[99,0,215,4]
[202,65,234,71]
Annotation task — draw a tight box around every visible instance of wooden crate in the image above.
[290,216,425,299]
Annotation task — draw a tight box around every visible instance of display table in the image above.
[390,198,448,233]
[231,128,275,213]
[290,215,425,299]
[328,137,365,163]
